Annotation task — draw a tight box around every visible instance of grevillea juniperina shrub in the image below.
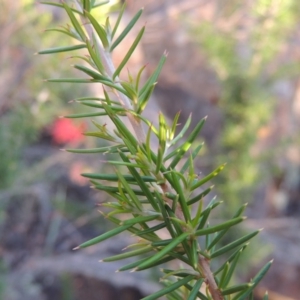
[38,1,271,299]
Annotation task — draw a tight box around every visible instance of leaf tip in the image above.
[73,246,80,251]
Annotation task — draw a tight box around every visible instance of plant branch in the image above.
[75,0,146,144]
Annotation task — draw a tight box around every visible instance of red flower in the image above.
[51,118,86,145]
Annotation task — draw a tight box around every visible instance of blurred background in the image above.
[1,0,300,299]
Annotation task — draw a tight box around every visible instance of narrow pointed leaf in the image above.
[116,170,143,210]
[139,53,166,97]
[113,27,145,79]
[65,145,126,154]
[40,1,82,14]
[111,2,126,39]
[118,151,159,211]
[110,8,143,51]
[135,232,189,270]
[76,224,132,249]
[195,217,245,236]
[185,281,208,300]
[38,44,86,54]
[141,275,195,300]
[222,283,253,296]
[73,64,109,80]
[84,10,109,48]
[219,262,229,288]
[168,117,206,169]
[92,0,110,8]
[210,229,260,258]
[46,78,96,83]
[64,112,107,118]
[102,245,153,262]
[214,244,248,276]
[86,38,105,74]
[45,28,82,41]
[187,279,204,300]
[81,173,156,182]
[170,171,191,222]
[232,260,273,300]
[207,203,248,251]
[222,247,243,287]
[168,114,192,147]
[118,254,174,272]
[187,185,213,206]
[136,223,166,236]
[122,214,161,226]
[62,3,86,41]
[191,163,226,191]
[180,143,203,174]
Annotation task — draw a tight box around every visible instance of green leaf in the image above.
[221,283,253,296]
[169,114,192,148]
[64,112,107,118]
[161,269,199,279]
[111,2,126,39]
[113,26,145,79]
[102,245,153,262]
[214,244,248,276]
[141,275,195,300]
[135,232,189,271]
[65,145,127,154]
[207,203,248,251]
[180,143,203,174]
[73,64,109,80]
[110,8,143,51]
[232,260,273,300]
[156,113,167,173]
[210,229,261,259]
[101,102,138,153]
[170,171,191,222]
[86,38,105,74]
[45,28,82,41]
[154,192,177,238]
[168,117,206,169]
[81,173,156,182]
[186,279,204,300]
[219,262,229,288]
[118,254,175,272]
[187,185,214,206]
[118,151,159,211]
[191,163,226,191]
[62,2,86,41]
[136,223,166,236]
[84,10,109,48]
[92,0,110,9]
[222,246,244,288]
[83,0,91,14]
[195,217,245,237]
[40,1,82,14]
[46,78,98,83]
[185,281,207,300]
[38,44,86,54]
[121,214,161,226]
[169,111,181,141]
[136,83,156,114]
[139,53,166,98]
[190,239,199,270]
[75,224,132,249]
[263,292,269,300]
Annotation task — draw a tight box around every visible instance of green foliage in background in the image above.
[190,0,300,211]
[38,1,272,299]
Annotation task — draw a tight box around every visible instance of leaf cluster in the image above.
[38,1,271,299]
